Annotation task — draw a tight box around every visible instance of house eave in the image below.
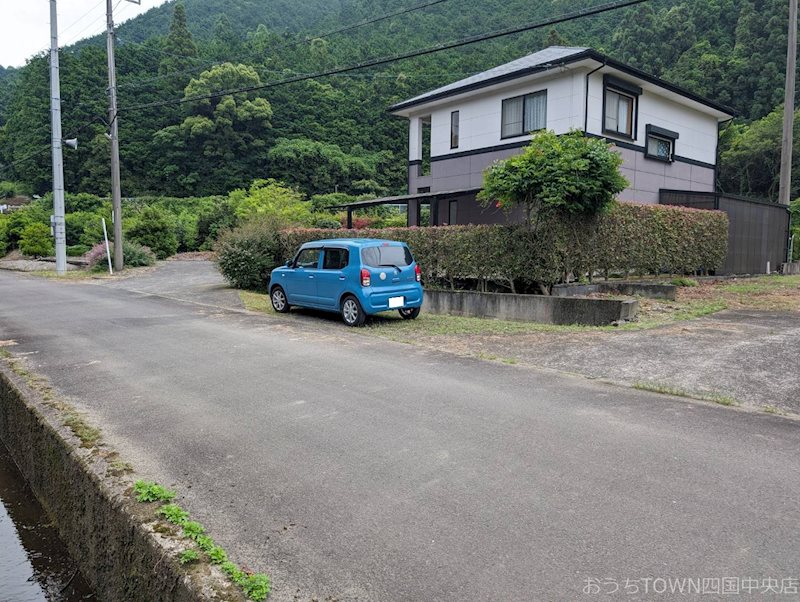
[389,49,736,120]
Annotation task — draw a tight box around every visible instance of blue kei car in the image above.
[268,238,424,326]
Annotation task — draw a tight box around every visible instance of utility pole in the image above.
[106,0,124,271]
[49,0,67,276]
[778,0,798,207]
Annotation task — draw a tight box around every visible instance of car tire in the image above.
[341,295,366,327]
[398,307,420,320]
[270,286,291,313]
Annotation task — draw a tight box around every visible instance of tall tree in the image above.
[158,2,199,98]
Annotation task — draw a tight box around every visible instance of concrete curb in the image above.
[0,362,245,602]
[423,289,638,326]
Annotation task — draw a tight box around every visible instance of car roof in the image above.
[301,238,406,248]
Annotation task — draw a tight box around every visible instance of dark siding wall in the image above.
[660,190,790,274]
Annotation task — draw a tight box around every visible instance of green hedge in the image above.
[218,202,728,291]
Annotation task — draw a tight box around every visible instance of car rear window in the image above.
[361,245,413,268]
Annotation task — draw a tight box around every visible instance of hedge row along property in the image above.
[217,202,729,293]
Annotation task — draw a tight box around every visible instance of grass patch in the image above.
[633,382,740,407]
[28,270,99,280]
[143,491,270,600]
[63,413,102,447]
[239,290,277,315]
[671,277,699,287]
[178,549,200,565]
[108,459,134,475]
[133,480,176,503]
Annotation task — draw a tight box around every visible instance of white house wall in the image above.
[585,72,719,165]
[420,71,587,157]
[406,66,720,206]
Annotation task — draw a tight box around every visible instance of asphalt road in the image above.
[1,267,799,601]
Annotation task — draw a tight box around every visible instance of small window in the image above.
[294,248,320,269]
[645,125,679,163]
[417,187,430,193]
[322,248,349,270]
[501,91,547,138]
[450,111,460,148]
[647,136,673,161]
[448,200,458,225]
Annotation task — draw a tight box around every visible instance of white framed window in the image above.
[604,89,635,138]
[450,111,459,149]
[602,75,641,140]
[645,125,679,163]
[501,91,547,138]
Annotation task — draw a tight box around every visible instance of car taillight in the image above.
[360,268,371,287]
[415,264,421,282]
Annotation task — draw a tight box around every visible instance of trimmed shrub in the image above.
[67,244,92,257]
[0,215,8,256]
[19,222,54,257]
[271,203,728,291]
[117,241,156,267]
[128,206,178,259]
[216,218,285,291]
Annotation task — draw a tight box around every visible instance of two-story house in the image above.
[386,46,735,226]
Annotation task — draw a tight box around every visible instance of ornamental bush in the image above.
[215,217,285,291]
[127,206,178,259]
[19,222,54,257]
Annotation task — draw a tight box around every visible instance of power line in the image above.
[61,0,125,47]
[114,0,456,91]
[120,0,648,113]
[60,0,106,35]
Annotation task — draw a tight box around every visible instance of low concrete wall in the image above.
[783,262,800,275]
[552,281,677,300]
[423,290,638,326]
[0,365,243,602]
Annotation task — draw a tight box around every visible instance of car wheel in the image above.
[399,307,420,320]
[271,286,290,313]
[341,295,366,327]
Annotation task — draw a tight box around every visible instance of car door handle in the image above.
[308,275,314,279]
[339,276,346,280]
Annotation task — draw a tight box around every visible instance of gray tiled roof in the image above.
[393,46,589,110]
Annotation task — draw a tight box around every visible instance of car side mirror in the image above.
[286,260,292,267]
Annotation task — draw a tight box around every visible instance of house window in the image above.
[450,111,460,149]
[501,91,547,138]
[603,75,641,140]
[645,125,679,163]
[448,200,458,225]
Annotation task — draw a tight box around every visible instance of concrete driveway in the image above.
[1,265,799,601]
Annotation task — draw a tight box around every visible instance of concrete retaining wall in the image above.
[0,365,242,602]
[423,290,638,326]
[552,282,677,300]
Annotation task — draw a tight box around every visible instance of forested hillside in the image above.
[0,0,798,200]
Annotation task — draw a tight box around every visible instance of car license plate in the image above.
[388,296,404,309]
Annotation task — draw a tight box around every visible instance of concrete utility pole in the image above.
[49,0,67,275]
[106,0,124,271]
[778,0,798,207]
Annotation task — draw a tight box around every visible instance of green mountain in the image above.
[0,0,795,199]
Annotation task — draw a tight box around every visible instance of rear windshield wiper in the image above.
[379,264,404,272]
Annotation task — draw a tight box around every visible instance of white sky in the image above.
[0,0,171,68]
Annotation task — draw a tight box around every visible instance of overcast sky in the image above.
[0,0,171,68]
